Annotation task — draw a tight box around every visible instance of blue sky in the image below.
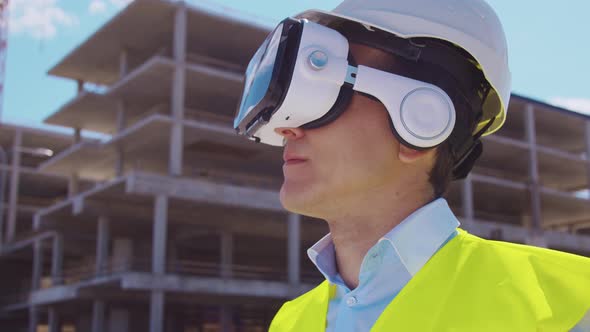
[3,0,590,132]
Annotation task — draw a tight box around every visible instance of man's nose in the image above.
[274,127,305,141]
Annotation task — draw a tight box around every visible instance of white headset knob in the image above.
[400,88,452,140]
[309,50,328,70]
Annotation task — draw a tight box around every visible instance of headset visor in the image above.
[234,18,302,141]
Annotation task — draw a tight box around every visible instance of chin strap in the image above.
[451,116,496,180]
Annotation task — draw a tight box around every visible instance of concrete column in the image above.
[96,216,110,276]
[119,49,128,78]
[173,3,187,69]
[116,101,127,176]
[0,147,7,248]
[6,128,22,242]
[149,291,165,332]
[69,125,80,197]
[220,231,233,278]
[585,120,590,192]
[77,80,84,94]
[91,300,106,332]
[152,195,168,275]
[112,238,133,272]
[169,105,184,176]
[150,195,168,332]
[220,305,233,332]
[51,233,64,286]
[116,101,127,133]
[28,306,39,332]
[288,213,301,285]
[168,3,187,176]
[48,306,60,332]
[31,239,43,290]
[68,174,79,198]
[74,128,81,143]
[461,174,475,228]
[108,307,130,332]
[524,103,546,247]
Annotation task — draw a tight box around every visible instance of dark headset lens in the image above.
[234,23,284,129]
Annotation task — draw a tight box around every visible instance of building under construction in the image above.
[0,0,589,331]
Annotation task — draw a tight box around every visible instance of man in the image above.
[233,0,590,330]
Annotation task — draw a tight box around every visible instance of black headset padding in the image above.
[300,85,355,130]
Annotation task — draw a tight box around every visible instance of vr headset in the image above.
[233,18,494,179]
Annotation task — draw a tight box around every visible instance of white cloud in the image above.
[9,0,78,39]
[548,97,590,116]
[89,0,107,15]
[88,0,133,15]
[109,0,133,7]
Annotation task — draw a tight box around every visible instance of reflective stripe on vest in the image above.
[270,228,590,332]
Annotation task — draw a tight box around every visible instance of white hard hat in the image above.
[296,0,511,137]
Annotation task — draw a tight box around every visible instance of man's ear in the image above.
[398,143,435,164]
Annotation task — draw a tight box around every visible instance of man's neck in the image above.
[325,188,433,290]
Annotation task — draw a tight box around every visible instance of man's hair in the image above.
[428,99,479,198]
[410,41,486,199]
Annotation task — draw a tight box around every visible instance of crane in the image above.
[0,0,8,122]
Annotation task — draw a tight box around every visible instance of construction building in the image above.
[0,0,589,331]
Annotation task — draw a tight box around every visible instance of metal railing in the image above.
[0,258,322,307]
[56,257,322,285]
[168,259,321,283]
[57,258,141,285]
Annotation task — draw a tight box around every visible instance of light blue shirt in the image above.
[307,197,590,331]
[307,198,459,332]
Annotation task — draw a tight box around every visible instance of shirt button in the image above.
[346,296,358,306]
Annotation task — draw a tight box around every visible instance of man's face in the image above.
[276,43,436,218]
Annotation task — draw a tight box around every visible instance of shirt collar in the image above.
[307,197,460,284]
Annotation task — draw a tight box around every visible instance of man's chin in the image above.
[279,182,316,215]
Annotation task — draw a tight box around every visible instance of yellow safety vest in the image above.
[270,228,590,332]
